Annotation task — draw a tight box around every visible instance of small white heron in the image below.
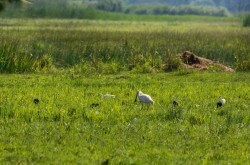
[99,94,116,98]
[217,96,226,108]
[134,90,154,109]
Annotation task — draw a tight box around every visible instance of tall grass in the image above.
[0,39,52,73]
[0,19,249,73]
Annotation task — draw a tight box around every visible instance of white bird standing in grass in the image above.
[217,96,226,108]
[134,90,154,109]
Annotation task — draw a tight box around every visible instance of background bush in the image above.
[243,14,250,27]
[95,0,123,12]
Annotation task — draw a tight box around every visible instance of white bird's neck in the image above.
[219,97,226,104]
[137,91,143,96]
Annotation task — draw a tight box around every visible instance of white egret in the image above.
[134,90,154,109]
[217,96,226,108]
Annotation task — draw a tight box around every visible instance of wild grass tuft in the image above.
[0,40,53,73]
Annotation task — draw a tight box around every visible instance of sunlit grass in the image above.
[0,72,249,164]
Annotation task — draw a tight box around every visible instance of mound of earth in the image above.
[178,51,235,72]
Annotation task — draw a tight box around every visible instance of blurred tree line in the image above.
[0,0,249,18]
[0,0,20,11]
[0,0,32,11]
[122,0,250,12]
[94,0,231,16]
[94,0,249,13]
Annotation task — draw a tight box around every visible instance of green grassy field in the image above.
[0,72,249,164]
[0,17,250,164]
[0,18,249,73]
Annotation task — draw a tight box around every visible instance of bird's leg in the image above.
[141,103,144,110]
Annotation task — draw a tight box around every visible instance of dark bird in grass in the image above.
[90,103,100,108]
[217,96,226,108]
[33,98,39,104]
[101,159,109,165]
[173,100,179,106]
[217,102,222,108]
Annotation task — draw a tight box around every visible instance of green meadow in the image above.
[0,73,249,164]
[0,17,250,164]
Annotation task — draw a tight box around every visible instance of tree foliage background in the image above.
[0,0,249,17]
[117,0,250,12]
[0,0,21,11]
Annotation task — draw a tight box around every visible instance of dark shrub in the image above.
[243,14,250,27]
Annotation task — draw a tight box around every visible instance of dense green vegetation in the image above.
[0,72,249,164]
[94,0,230,16]
[0,18,249,74]
[2,0,249,18]
[122,4,229,16]
[243,14,250,26]
[0,0,21,11]
[1,0,249,18]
